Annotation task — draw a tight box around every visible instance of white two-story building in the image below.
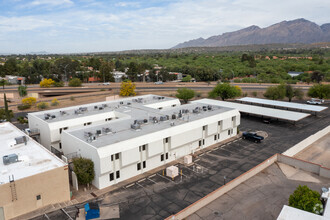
[28,95,240,189]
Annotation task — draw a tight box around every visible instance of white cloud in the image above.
[1,0,330,53]
[29,0,73,7]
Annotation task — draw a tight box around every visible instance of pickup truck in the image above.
[242,132,264,143]
[307,98,324,105]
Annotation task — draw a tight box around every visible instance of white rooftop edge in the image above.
[237,97,328,112]
[193,99,310,121]
[0,122,66,184]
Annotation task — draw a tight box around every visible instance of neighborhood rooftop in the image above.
[0,122,66,184]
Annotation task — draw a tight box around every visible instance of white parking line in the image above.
[138,178,146,183]
[147,177,157,184]
[125,183,135,188]
[149,174,156,178]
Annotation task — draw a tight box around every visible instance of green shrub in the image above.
[17,104,31,110]
[53,81,65,87]
[233,79,241,83]
[51,98,60,106]
[68,78,82,87]
[37,102,49,109]
[252,91,258,97]
[70,96,75,101]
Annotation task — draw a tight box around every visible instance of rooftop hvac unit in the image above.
[202,106,207,111]
[152,117,158,123]
[15,136,28,145]
[96,130,102,135]
[160,116,167,121]
[102,104,108,108]
[44,113,51,119]
[3,154,19,165]
[178,113,182,118]
[51,115,56,118]
[84,131,93,137]
[102,127,112,134]
[172,114,176,119]
[127,102,131,105]
[120,101,123,104]
[99,107,103,110]
[143,119,148,124]
[94,106,98,109]
[45,116,49,120]
[207,105,212,110]
[184,155,193,165]
[131,123,141,130]
[193,109,199,114]
[184,109,189,113]
[79,107,87,111]
[170,122,175,126]
[74,110,82,115]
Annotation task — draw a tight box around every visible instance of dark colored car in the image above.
[242,132,264,143]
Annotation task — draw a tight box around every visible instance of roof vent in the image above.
[102,127,112,134]
[15,136,28,145]
[131,123,141,130]
[60,111,67,115]
[3,154,19,165]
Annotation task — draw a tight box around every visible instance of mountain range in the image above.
[172,19,330,49]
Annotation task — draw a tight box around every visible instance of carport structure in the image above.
[237,97,328,115]
[194,99,310,124]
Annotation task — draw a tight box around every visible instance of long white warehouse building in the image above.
[28,95,240,189]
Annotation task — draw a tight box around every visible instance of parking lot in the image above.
[31,103,330,220]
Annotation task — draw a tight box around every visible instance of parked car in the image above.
[307,98,324,105]
[242,132,264,143]
[154,81,164,85]
[102,82,110,85]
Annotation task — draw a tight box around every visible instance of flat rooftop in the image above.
[0,122,66,184]
[237,97,328,112]
[29,94,177,123]
[67,102,234,148]
[194,99,310,122]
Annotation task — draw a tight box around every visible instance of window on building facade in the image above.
[109,173,114,181]
[137,163,141,170]
[203,139,205,145]
[143,161,146,168]
[115,153,119,160]
[228,130,230,135]
[116,171,120,179]
[165,153,168,160]
[161,154,164,161]
[36,195,41,200]
[59,142,62,149]
[199,140,202,146]
[214,135,217,141]
[203,126,206,131]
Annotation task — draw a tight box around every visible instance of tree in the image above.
[289,185,322,214]
[307,84,330,99]
[99,61,115,82]
[120,80,136,96]
[176,88,195,103]
[18,85,27,97]
[311,71,324,83]
[0,79,6,89]
[208,83,242,100]
[263,85,286,100]
[4,93,13,122]
[68,78,82,87]
[73,157,95,185]
[182,75,192,82]
[40,78,55,88]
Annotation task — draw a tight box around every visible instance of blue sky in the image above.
[0,0,329,54]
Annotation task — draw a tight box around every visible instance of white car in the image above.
[154,81,164,85]
[102,82,110,85]
[307,98,324,105]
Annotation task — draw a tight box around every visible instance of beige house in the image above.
[0,122,70,220]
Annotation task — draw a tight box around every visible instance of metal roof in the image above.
[194,99,310,122]
[237,97,328,112]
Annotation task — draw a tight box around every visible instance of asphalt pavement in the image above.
[30,102,330,220]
